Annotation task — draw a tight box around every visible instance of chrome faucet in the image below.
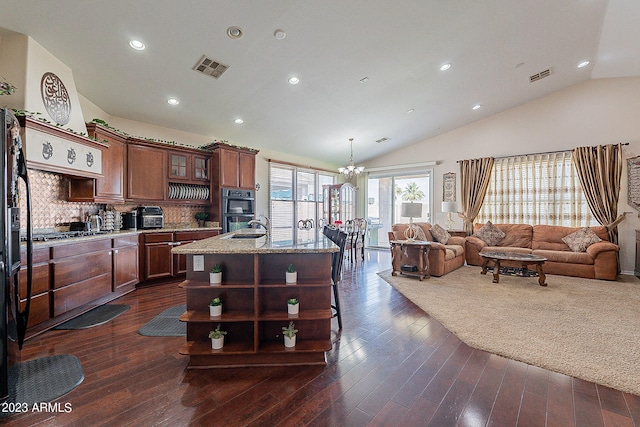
[248,214,271,237]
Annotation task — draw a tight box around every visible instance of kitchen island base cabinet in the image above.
[178,249,334,368]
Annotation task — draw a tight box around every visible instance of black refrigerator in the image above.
[1,108,33,401]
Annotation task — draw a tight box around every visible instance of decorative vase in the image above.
[287,302,299,315]
[197,219,206,227]
[209,305,222,317]
[210,272,222,285]
[285,271,297,284]
[284,335,296,348]
[211,336,224,349]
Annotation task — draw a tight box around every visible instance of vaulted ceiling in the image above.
[1,0,638,165]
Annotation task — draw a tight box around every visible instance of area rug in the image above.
[138,305,186,337]
[54,304,130,330]
[0,355,84,418]
[378,266,640,396]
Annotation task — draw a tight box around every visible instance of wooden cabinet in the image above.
[211,143,258,190]
[142,230,220,281]
[322,183,356,225]
[127,141,167,201]
[167,150,211,204]
[113,235,139,290]
[142,232,175,281]
[179,251,332,367]
[51,239,113,316]
[69,122,127,203]
[19,247,51,328]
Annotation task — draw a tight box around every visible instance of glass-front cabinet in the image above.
[322,183,356,226]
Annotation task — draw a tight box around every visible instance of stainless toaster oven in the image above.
[137,206,164,229]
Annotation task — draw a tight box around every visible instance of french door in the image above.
[366,171,432,248]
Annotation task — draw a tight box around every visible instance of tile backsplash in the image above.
[19,169,206,231]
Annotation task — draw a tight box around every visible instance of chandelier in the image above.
[338,138,364,178]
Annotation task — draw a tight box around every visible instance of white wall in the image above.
[364,77,640,274]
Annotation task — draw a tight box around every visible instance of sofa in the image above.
[390,223,465,276]
[465,223,620,280]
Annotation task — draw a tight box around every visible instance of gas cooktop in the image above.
[21,230,113,242]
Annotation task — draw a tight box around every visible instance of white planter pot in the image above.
[209,272,222,285]
[209,305,222,317]
[287,303,299,315]
[285,271,297,284]
[284,335,296,348]
[211,336,224,349]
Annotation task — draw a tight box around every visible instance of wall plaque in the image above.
[443,172,456,202]
[628,156,640,212]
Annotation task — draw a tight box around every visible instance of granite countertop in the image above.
[23,225,222,248]
[171,229,338,254]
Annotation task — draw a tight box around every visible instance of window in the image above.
[477,152,596,226]
[269,162,336,244]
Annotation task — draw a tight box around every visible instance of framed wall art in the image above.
[443,172,456,202]
[627,156,640,212]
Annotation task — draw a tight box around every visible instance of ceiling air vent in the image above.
[193,55,229,79]
[529,68,551,83]
[375,137,390,144]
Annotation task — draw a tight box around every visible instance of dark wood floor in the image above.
[8,250,640,426]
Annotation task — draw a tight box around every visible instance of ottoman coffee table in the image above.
[480,251,548,286]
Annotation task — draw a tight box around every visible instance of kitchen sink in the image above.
[229,234,265,239]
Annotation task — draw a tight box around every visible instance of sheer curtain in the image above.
[477,151,595,227]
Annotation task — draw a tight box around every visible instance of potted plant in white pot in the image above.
[209,297,222,317]
[285,264,297,284]
[282,321,298,348]
[287,298,299,315]
[208,324,227,349]
[210,264,222,285]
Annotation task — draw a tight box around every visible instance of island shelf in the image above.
[173,232,337,368]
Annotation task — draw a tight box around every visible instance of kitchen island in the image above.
[172,230,338,368]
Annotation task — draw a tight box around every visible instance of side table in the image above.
[390,240,432,280]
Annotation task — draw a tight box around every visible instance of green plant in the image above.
[209,297,222,306]
[208,324,227,339]
[286,264,296,273]
[282,321,298,338]
[195,212,208,220]
[211,264,222,273]
[287,298,298,305]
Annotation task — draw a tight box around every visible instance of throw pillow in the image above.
[430,224,451,244]
[474,221,505,246]
[562,227,602,252]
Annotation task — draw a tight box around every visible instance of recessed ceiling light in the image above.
[129,39,145,50]
[167,98,179,105]
[234,118,244,124]
[577,60,590,68]
[472,104,482,110]
[274,29,286,40]
[288,76,300,85]
[360,77,369,83]
[407,109,415,114]
[227,26,243,39]
[439,63,451,71]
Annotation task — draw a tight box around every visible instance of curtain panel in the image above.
[477,151,594,227]
[459,157,494,234]
[571,143,624,245]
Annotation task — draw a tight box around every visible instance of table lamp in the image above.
[401,202,422,241]
[441,201,457,230]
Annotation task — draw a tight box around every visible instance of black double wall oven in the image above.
[221,188,255,233]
